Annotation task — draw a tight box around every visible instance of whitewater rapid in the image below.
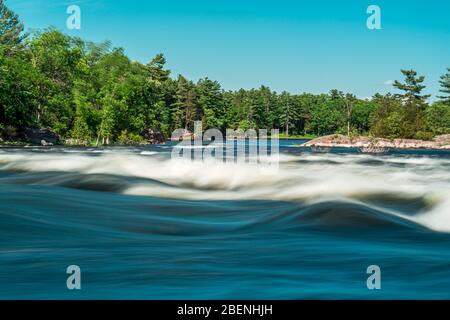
[0,147,449,233]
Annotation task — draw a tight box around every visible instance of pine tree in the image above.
[393,69,431,103]
[0,0,27,54]
[438,68,450,105]
[197,78,224,130]
[146,53,170,82]
[171,76,197,131]
[278,92,299,136]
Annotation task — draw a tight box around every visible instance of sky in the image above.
[7,0,450,100]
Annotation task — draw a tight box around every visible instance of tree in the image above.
[438,68,450,105]
[426,101,450,135]
[0,0,27,54]
[197,78,224,130]
[344,93,356,136]
[172,76,198,131]
[1,6,446,145]
[393,69,431,103]
[0,48,38,128]
[389,70,431,138]
[254,85,275,129]
[351,100,376,134]
[97,101,116,145]
[296,93,316,135]
[370,94,403,138]
[28,30,85,134]
[309,96,343,136]
[278,92,299,136]
[146,53,170,83]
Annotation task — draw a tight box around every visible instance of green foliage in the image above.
[197,78,225,130]
[146,53,170,82]
[438,68,450,105]
[393,69,431,103]
[0,0,27,54]
[171,75,198,131]
[117,129,145,145]
[308,93,345,136]
[415,131,434,141]
[383,112,403,139]
[0,0,447,145]
[369,69,438,140]
[278,91,300,136]
[370,94,402,139]
[352,100,377,133]
[0,48,39,127]
[238,119,256,131]
[426,102,450,135]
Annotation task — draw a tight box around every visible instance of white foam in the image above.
[1,151,449,232]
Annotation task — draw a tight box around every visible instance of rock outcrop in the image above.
[140,128,165,144]
[21,128,61,145]
[304,134,450,150]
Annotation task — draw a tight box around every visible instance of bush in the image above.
[238,119,256,131]
[415,131,434,141]
[0,125,17,140]
[426,102,450,135]
[370,96,403,139]
[383,112,403,139]
[117,130,145,145]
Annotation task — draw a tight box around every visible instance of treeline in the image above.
[0,2,449,144]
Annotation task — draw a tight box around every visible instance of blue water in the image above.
[1,140,450,299]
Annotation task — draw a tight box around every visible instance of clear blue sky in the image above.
[8,0,450,100]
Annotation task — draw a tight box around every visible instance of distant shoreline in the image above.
[1,134,450,151]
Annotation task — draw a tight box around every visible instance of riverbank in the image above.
[3,133,450,150]
[302,134,450,150]
[0,127,165,147]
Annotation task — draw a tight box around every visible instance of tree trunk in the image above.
[36,105,41,123]
[346,102,352,137]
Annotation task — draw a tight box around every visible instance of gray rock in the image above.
[41,140,53,146]
[140,128,165,144]
[23,128,60,145]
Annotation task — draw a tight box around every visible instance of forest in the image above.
[0,1,449,145]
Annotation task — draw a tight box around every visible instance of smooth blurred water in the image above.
[1,140,450,299]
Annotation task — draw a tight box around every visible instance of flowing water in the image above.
[1,140,450,299]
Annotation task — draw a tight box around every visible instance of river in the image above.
[1,140,449,299]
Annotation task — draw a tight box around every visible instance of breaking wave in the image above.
[0,148,449,233]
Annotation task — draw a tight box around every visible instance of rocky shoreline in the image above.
[0,127,165,146]
[303,134,450,150]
